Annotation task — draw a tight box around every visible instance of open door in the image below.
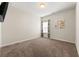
[41,20,50,38]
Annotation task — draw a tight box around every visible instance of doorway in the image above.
[41,20,50,38]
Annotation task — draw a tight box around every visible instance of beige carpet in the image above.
[0,38,78,57]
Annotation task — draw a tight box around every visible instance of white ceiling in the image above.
[10,2,76,17]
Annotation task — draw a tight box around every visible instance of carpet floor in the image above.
[0,38,78,57]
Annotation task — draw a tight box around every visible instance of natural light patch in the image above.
[43,22,48,33]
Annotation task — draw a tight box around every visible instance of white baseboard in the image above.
[0,35,40,48]
[50,37,75,44]
[0,36,75,48]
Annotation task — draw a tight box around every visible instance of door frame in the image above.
[41,19,50,38]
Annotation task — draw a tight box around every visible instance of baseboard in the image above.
[50,37,75,44]
[0,36,75,48]
[0,35,40,48]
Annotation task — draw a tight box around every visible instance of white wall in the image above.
[76,3,79,55]
[1,4,40,47]
[42,8,76,43]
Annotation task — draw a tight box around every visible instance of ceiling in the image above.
[10,2,76,17]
